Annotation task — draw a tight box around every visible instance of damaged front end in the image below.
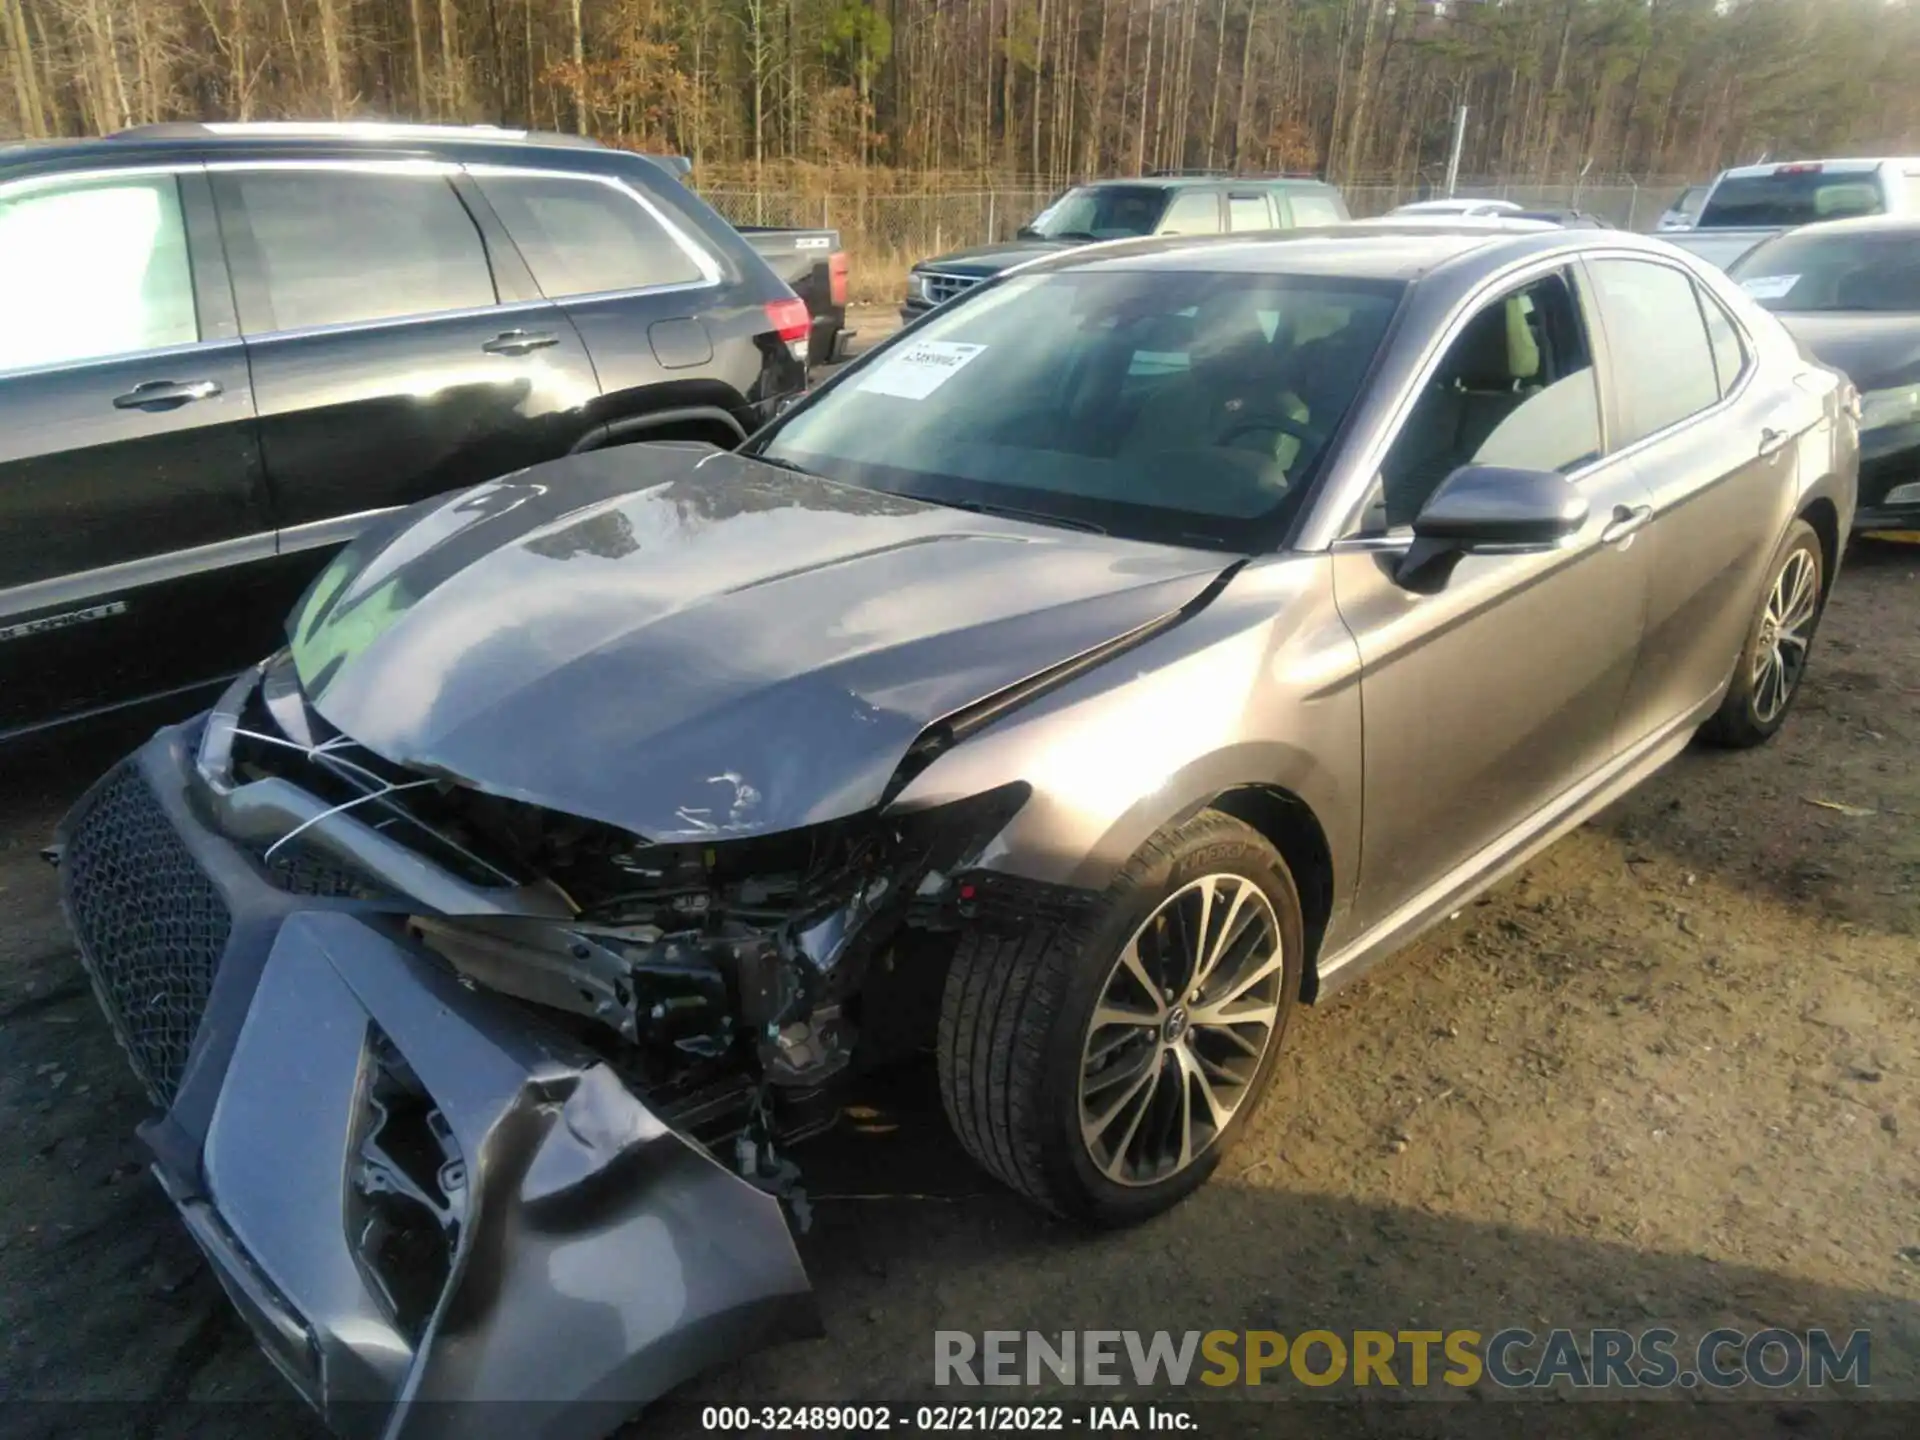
[56,652,1027,1439]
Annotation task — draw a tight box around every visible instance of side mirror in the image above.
[1396,465,1589,584]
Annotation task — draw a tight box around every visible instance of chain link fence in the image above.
[700,178,1695,302]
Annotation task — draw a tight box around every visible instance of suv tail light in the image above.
[765,297,810,362]
[1774,163,1822,175]
[828,253,849,308]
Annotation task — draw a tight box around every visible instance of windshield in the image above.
[1697,170,1885,229]
[1728,228,1920,312]
[1020,186,1169,240]
[750,268,1405,550]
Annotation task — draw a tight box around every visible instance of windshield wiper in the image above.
[932,496,1108,535]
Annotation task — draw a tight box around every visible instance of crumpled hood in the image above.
[1778,313,1920,393]
[288,445,1229,841]
[916,238,1075,276]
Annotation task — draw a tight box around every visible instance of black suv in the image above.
[901,170,1351,321]
[0,122,810,742]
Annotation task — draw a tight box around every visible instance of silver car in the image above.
[57,223,1857,1431]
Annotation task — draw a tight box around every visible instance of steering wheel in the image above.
[1216,407,1328,455]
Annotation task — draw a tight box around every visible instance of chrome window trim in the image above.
[1310,244,1759,547]
[237,296,554,347]
[1307,249,1608,546]
[206,158,508,337]
[0,163,215,379]
[1575,250,1758,470]
[0,161,201,200]
[462,162,725,292]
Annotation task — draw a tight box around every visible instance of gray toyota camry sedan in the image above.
[56,224,1857,1432]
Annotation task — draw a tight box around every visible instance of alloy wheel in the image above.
[1752,548,1819,724]
[1077,874,1285,1187]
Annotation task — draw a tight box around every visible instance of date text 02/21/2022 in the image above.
[699,1404,1197,1431]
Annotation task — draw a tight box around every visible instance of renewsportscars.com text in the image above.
[934,1328,1870,1391]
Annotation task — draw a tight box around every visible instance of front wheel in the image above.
[936,810,1304,1225]
[1698,519,1825,749]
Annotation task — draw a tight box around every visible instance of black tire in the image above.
[1698,519,1825,749]
[936,810,1304,1224]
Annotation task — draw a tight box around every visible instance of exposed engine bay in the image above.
[224,651,1030,1216]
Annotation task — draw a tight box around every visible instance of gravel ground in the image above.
[1,317,1915,1434]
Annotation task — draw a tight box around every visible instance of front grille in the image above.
[64,764,232,1105]
[923,271,982,306]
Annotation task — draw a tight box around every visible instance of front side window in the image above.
[217,169,496,333]
[1158,190,1223,236]
[1586,258,1721,447]
[751,267,1404,550]
[0,174,197,372]
[1376,271,1601,528]
[1019,186,1168,241]
[474,174,705,297]
[1727,227,1920,313]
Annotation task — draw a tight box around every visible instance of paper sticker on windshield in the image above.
[1739,274,1800,300]
[858,340,987,400]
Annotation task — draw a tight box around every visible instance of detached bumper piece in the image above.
[57,728,819,1440]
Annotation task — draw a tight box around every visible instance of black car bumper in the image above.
[56,706,818,1439]
[1855,440,1920,533]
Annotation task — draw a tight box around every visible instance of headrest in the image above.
[1451,296,1541,388]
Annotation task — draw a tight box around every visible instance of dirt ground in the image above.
[1,328,1916,1433]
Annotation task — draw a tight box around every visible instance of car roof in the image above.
[1086,172,1335,192]
[1718,157,1918,180]
[1016,221,1639,285]
[0,123,683,178]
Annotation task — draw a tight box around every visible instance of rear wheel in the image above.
[936,810,1303,1224]
[1699,519,1824,749]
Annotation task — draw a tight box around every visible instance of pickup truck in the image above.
[644,155,852,367]
[740,226,852,365]
[1665,157,1920,269]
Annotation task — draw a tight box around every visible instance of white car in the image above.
[1388,198,1526,218]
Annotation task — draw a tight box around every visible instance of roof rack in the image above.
[1143,166,1326,181]
[107,121,607,149]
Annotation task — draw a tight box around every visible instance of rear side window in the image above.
[1697,284,1748,398]
[0,174,197,371]
[1286,191,1347,226]
[216,169,496,333]
[1586,258,1721,446]
[474,173,707,297]
[1697,169,1887,228]
[1227,193,1272,232]
[1158,190,1222,235]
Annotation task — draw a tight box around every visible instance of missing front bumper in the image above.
[57,726,819,1439]
[183,910,819,1438]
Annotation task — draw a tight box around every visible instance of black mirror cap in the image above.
[1412,464,1591,547]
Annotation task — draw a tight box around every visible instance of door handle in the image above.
[112,379,222,411]
[1758,425,1791,458]
[1601,503,1653,545]
[481,330,560,356]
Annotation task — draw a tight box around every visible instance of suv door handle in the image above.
[1601,503,1653,545]
[1758,425,1791,458]
[112,379,222,411]
[482,330,560,356]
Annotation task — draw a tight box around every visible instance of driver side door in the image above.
[1330,265,1656,934]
